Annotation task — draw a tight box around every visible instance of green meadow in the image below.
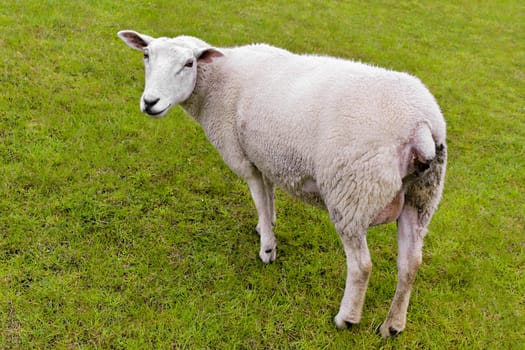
[1,0,523,348]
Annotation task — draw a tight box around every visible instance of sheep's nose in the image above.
[143,98,160,108]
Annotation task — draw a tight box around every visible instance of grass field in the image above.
[1,0,524,348]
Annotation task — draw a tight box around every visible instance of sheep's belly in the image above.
[255,155,323,206]
[243,133,323,206]
[288,178,325,207]
[371,191,404,226]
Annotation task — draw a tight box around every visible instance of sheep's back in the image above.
[215,45,445,194]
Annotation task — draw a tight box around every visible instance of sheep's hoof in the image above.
[334,314,358,330]
[389,327,400,336]
[378,322,403,338]
[345,321,356,329]
[259,247,276,263]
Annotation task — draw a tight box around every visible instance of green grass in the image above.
[1,0,523,348]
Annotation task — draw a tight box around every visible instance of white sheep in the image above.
[118,30,447,337]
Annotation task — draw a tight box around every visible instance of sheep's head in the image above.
[118,30,223,117]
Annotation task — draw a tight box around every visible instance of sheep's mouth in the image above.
[145,104,171,117]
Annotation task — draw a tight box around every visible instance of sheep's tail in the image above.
[405,121,448,228]
[413,121,435,160]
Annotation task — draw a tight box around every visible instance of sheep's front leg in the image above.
[256,175,275,233]
[334,234,372,328]
[246,172,277,263]
[380,205,424,337]
[263,175,276,225]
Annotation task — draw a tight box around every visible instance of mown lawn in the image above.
[1,0,523,349]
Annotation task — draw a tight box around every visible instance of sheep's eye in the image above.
[143,50,149,60]
[185,61,194,68]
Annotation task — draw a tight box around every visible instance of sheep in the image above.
[117,30,447,337]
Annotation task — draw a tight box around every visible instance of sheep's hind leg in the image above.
[379,204,424,337]
[246,170,277,263]
[334,232,372,328]
[380,142,446,337]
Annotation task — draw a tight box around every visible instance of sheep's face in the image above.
[140,40,197,117]
[118,30,223,118]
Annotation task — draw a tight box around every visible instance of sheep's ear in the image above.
[195,47,224,64]
[118,30,154,51]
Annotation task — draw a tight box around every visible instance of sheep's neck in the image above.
[181,64,222,123]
